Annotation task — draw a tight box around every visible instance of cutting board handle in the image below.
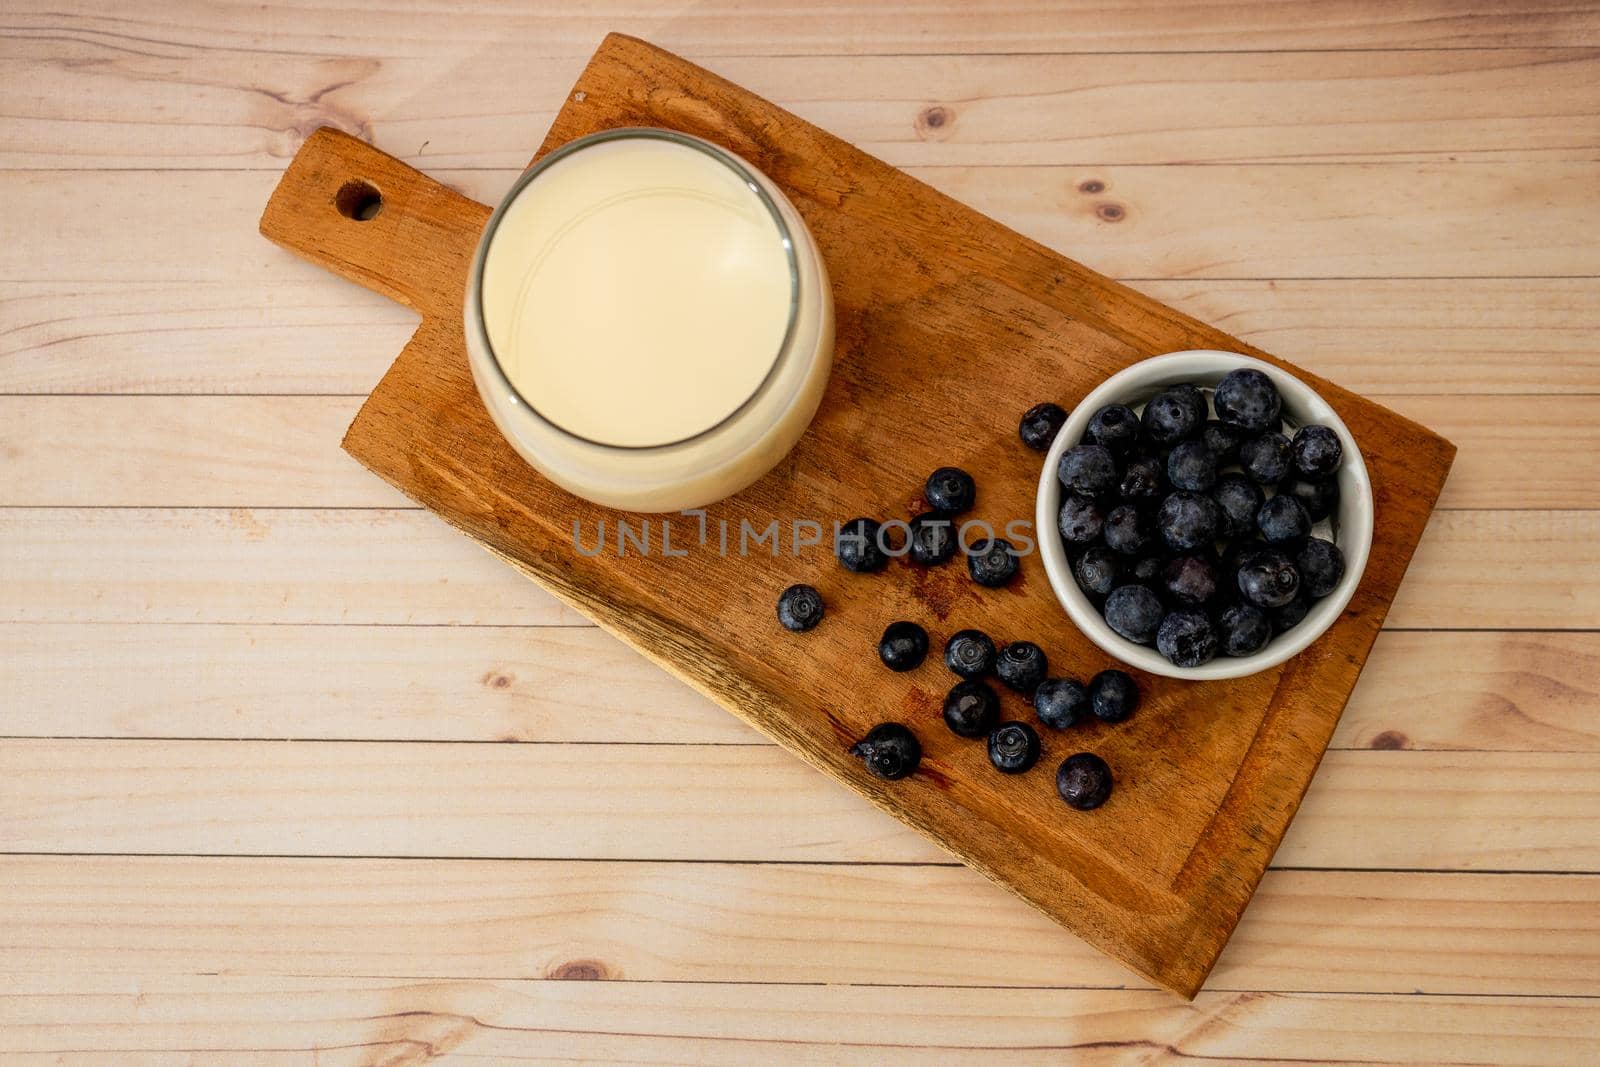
[259,127,491,318]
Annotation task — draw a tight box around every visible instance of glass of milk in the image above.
[464,128,834,512]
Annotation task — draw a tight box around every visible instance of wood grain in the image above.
[4,858,1595,996]
[7,625,1594,752]
[2,976,1596,1066]
[8,46,1599,169]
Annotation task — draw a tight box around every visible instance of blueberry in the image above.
[1118,454,1166,502]
[967,537,1020,587]
[1168,383,1207,426]
[849,722,921,781]
[944,629,997,679]
[1072,544,1121,598]
[1156,491,1221,552]
[1287,477,1339,522]
[1089,669,1139,723]
[1156,610,1218,668]
[1129,554,1165,583]
[1057,494,1105,545]
[1163,553,1218,607]
[1057,444,1118,497]
[1257,494,1312,545]
[1273,594,1311,633]
[1216,602,1271,657]
[1213,472,1265,540]
[878,621,929,671]
[1102,503,1153,556]
[776,584,825,632]
[925,467,976,514]
[1201,420,1245,465]
[1056,752,1113,810]
[987,721,1042,774]
[1034,677,1090,729]
[1239,432,1292,486]
[836,517,888,573]
[996,641,1048,694]
[1214,368,1282,433]
[1216,539,1266,606]
[1237,548,1301,609]
[1296,537,1346,598]
[1291,424,1343,479]
[1087,404,1141,454]
[908,513,957,566]
[1019,403,1068,452]
[1141,389,1201,445]
[1104,584,1163,644]
[943,679,1000,738]
[1167,440,1218,492]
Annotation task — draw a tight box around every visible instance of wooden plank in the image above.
[0,975,1595,1066]
[3,0,1594,57]
[6,279,1596,397]
[2,739,1593,870]
[7,625,1594,753]
[4,508,1594,628]
[5,164,1598,284]
[2,857,1594,995]
[8,46,1600,169]
[0,393,1585,509]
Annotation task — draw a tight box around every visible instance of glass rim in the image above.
[467,126,803,453]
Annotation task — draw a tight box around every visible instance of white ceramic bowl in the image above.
[1036,350,1374,681]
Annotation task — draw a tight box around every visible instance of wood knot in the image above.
[548,958,610,981]
[1096,203,1126,223]
[482,671,514,690]
[1369,730,1410,750]
[1078,179,1105,194]
[916,105,954,139]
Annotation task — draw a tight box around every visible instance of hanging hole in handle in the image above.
[335,179,383,221]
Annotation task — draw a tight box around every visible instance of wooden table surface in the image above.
[2,2,1598,1062]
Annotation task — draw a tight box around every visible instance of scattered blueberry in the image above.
[996,641,1049,694]
[849,723,921,780]
[1216,603,1271,657]
[908,512,957,566]
[1213,473,1265,540]
[1167,440,1218,492]
[943,680,1000,738]
[1286,477,1339,522]
[1214,368,1282,433]
[1237,548,1301,609]
[968,537,1020,587]
[1141,388,1201,445]
[1056,752,1113,810]
[776,584,824,632]
[836,517,888,573]
[1239,432,1292,486]
[1034,677,1090,729]
[1019,402,1069,452]
[987,721,1041,774]
[1072,544,1121,598]
[1163,553,1218,608]
[878,621,929,672]
[1156,610,1218,668]
[925,467,976,514]
[1087,404,1141,454]
[1057,444,1118,497]
[1129,555,1165,584]
[944,629,997,679]
[1089,670,1139,723]
[1156,491,1221,552]
[1058,494,1106,545]
[1257,494,1312,545]
[1291,425,1343,480]
[1117,454,1166,502]
[1273,594,1311,633]
[1296,537,1346,598]
[1201,420,1245,464]
[1102,503,1152,556]
[1104,584,1163,644]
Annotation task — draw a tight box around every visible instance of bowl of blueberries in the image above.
[1035,350,1373,680]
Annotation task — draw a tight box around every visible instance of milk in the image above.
[479,136,795,449]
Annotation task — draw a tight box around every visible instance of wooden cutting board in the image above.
[259,33,1454,998]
